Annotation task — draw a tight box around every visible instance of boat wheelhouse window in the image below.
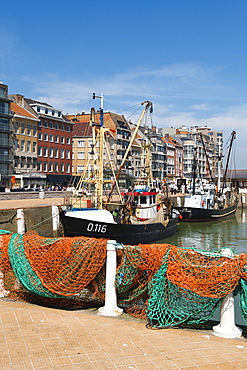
[140,196,147,204]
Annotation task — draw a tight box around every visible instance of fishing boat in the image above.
[60,98,178,244]
[175,131,238,222]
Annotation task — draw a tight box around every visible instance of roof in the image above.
[226,169,247,179]
[11,102,38,120]
[25,98,53,108]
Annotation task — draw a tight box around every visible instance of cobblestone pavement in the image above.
[0,299,247,369]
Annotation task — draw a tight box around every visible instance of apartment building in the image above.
[71,118,116,183]
[11,96,39,174]
[0,82,13,190]
[24,99,74,185]
[67,111,132,187]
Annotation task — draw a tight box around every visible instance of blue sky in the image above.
[1,0,247,168]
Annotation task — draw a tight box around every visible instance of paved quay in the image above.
[0,197,66,210]
[1,196,247,369]
[0,299,247,370]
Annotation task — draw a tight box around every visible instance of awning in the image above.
[46,174,72,184]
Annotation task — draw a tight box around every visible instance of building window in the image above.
[21,123,25,134]
[54,148,59,158]
[21,140,25,151]
[66,126,71,132]
[27,125,31,135]
[55,135,59,143]
[60,149,64,159]
[66,150,70,159]
[54,162,58,172]
[33,127,37,136]
[49,122,53,128]
[78,151,85,159]
[38,161,42,171]
[78,140,85,148]
[61,136,65,144]
[38,132,42,140]
[50,134,54,142]
[27,141,31,152]
[44,147,48,157]
[66,163,70,173]
[44,133,48,141]
[49,162,53,172]
[44,121,48,128]
[15,139,19,150]
[43,162,48,172]
[39,121,42,127]
[66,137,70,145]
[77,165,84,172]
[49,148,53,157]
[55,123,59,130]
[61,124,64,131]
[38,146,42,156]
[60,163,64,172]
[33,142,37,153]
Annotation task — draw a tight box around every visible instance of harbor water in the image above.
[162,208,247,327]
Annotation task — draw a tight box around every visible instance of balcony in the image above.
[0,138,14,148]
[0,107,13,117]
[0,154,13,163]
[0,122,14,133]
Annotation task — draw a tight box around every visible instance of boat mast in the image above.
[106,101,153,203]
[199,133,213,182]
[222,130,236,190]
[192,147,197,195]
[92,93,105,209]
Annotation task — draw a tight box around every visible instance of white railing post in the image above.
[17,209,25,235]
[98,240,123,317]
[212,248,242,338]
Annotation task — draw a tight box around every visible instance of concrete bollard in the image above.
[39,189,45,199]
[16,209,25,235]
[98,240,123,317]
[212,248,242,338]
[52,205,60,237]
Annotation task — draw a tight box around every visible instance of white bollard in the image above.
[52,205,60,236]
[177,196,181,207]
[212,248,242,338]
[17,209,25,235]
[98,240,123,317]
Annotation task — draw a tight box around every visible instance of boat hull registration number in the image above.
[87,223,107,233]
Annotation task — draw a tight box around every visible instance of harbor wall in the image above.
[0,206,63,237]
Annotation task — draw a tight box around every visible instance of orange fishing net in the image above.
[167,247,240,298]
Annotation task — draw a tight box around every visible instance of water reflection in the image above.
[162,209,247,254]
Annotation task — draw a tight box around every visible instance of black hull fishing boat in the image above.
[60,209,178,244]
[176,202,237,222]
[175,130,238,222]
[61,98,178,244]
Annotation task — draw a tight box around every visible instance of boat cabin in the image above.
[121,185,158,220]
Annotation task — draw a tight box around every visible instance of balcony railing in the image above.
[0,107,13,117]
[0,138,14,147]
[0,123,14,133]
[0,155,13,163]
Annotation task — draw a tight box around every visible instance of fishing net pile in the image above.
[1,229,247,328]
